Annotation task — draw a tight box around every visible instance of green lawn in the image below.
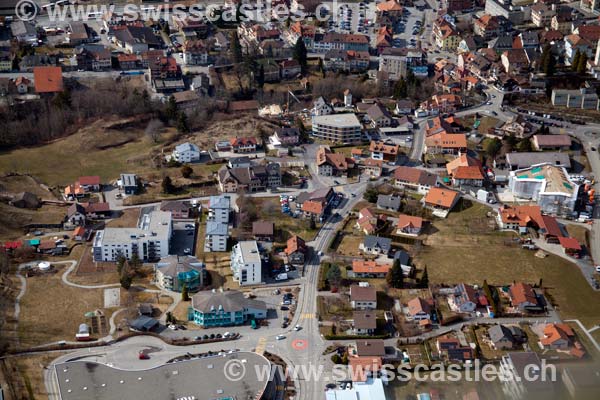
[0,127,160,186]
[414,202,600,328]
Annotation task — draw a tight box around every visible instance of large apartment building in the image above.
[205,195,231,253]
[93,211,172,262]
[230,240,262,286]
[311,113,362,143]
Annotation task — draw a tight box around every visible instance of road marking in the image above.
[300,313,315,319]
[255,337,267,355]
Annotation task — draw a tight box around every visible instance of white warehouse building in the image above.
[93,211,172,262]
[508,163,579,217]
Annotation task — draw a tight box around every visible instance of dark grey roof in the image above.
[155,255,205,278]
[129,315,158,331]
[363,235,392,252]
[160,200,191,212]
[488,324,516,344]
[54,352,271,400]
[191,290,267,313]
[394,250,410,265]
[377,194,402,210]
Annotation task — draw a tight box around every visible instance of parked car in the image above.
[276,335,286,340]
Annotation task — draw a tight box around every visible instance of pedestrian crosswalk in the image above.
[255,337,267,355]
[300,313,315,320]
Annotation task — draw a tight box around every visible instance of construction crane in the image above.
[286,87,301,114]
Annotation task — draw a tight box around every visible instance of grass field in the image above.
[0,203,67,240]
[18,265,104,347]
[0,120,163,186]
[414,202,600,328]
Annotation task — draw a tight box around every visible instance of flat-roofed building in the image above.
[93,211,172,262]
[508,163,578,216]
[54,352,279,400]
[230,240,262,285]
[312,113,362,143]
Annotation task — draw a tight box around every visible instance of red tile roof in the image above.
[424,187,460,209]
[33,66,64,93]
[352,260,391,275]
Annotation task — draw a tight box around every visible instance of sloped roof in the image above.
[424,187,460,208]
[33,66,63,93]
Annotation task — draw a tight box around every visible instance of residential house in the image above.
[355,207,381,235]
[366,103,394,128]
[394,166,439,194]
[362,159,384,178]
[509,282,539,312]
[532,134,571,151]
[396,214,425,236]
[432,18,460,50]
[369,141,399,162]
[376,194,401,211]
[452,166,485,187]
[67,203,86,227]
[395,100,414,115]
[208,195,231,224]
[182,40,208,65]
[119,173,138,195]
[160,200,192,219]
[230,241,262,286]
[448,283,486,313]
[280,59,301,79]
[117,53,139,70]
[77,176,100,192]
[323,50,370,73]
[190,290,267,328]
[204,221,228,252]
[172,142,201,163]
[474,15,508,41]
[352,311,377,336]
[270,127,300,147]
[564,34,594,65]
[302,199,326,221]
[407,297,432,321]
[350,285,378,310]
[64,183,84,200]
[316,146,355,176]
[436,337,474,362]
[252,221,274,241]
[360,235,392,256]
[73,226,86,241]
[488,324,525,350]
[531,3,556,28]
[355,339,386,357]
[83,202,111,219]
[540,323,575,350]
[312,96,334,116]
[285,235,307,265]
[420,94,463,115]
[351,260,391,279]
[394,250,414,276]
[217,163,281,193]
[446,154,482,176]
[11,21,37,44]
[33,66,63,94]
[113,25,163,53]
[423,187,461,215]
[501,49,531,74]
[230,136,258,153]
[155,255,205,292]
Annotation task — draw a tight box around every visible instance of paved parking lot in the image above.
[170,220,196,256]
